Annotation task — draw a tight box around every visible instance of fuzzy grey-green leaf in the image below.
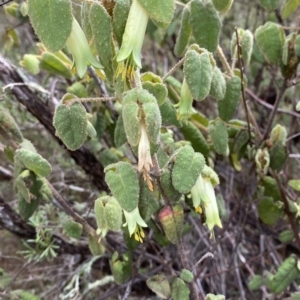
[28,0,72,52]
[64,220,83,239]
[138,0,175,26]
[184,50,213,101]
[190,0,222,52]
[15,149,51,177]
[209,120,228,155]
[114,114,127,148]
[90,3,114,83]
[172,146,205,193]
[105,162,139,212]
[255,22,285,64]
[175,6,192,57]
[259,0,280,11]
[209,67,226,100]
[113,0,130,46]
[180,121,209,157]
[53,101,88,151]
[171,277,190,300]
[218,76,241,121]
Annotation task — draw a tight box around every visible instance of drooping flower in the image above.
[191,165,222,234]
[138,123,153,172]
[116,0,149,80]
[177,78,194,122]
[66,17,103,78]
[123,207,147,243]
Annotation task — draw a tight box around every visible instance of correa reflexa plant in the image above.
[1,0,300,299]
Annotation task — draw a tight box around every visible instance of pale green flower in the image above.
[123,207,147,243]
[177,78,194,121]
[116,0,149,80]
[66,17,102,78]
[138,123,153,173]
[191,166,222,233]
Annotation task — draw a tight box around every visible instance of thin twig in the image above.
[0,0,14,7]
[162,57,185,82]
[246,88,300,118]
[235,27,252,145]
[216,45,233,77]
[47,181,96,237]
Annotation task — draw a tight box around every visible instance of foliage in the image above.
[0,0,300,299]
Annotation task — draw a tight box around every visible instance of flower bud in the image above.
[270,124,287,145]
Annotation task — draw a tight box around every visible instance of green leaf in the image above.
[94,113,106,139]
[139,178,159,222]
[209,67,226,100]
[110,252,132,285]
[18,194,39,220]
[184,50,213,101]
[160,169,182,203]
[88,234,105,256]
[271,255,300,294]
[0,106,23,143]
[81,2,93,42]
[180,121,209,157]
[269,141,287,172]
[172,145,205,194]
[15,149,51,177]
[90,3,114,83]
[67,82,88,98]
[14,170,31,203]
[248,275,263,291]
[262,176,282,201]
[279,230,294,243]
[190,0,222,52]
[174,6,192,57]
[28,0,72,52]
[64,220,83,239]
[138,0,175,26]
[20,54,40,75]
[146,274,172,299]
[281,0,300,19]
[53,100,88,151]
[105,162,139,212]
[288,179,300,191]
[114,114,127,148]
[171,277,190,300]
[232,130,249,154]
[218,76,241,121]
[113,0,130,46]
[259,0,280,11]
[255,22,285,65]
[208,120,228,155]
[39,52,72,79]
[258,197,282,225]
[87,121,97,138]
[159,98,182,127]
[241,30,254,66]
[211,0,233,13]
[180,269,194,283]
[142,82,168,106]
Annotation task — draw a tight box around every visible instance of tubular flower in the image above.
[123,207,148,243]
[191,166,222,234]
[138,123,154,191]
[116,0,149,80]
[177,78,194,122]
[66,17,103,78]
